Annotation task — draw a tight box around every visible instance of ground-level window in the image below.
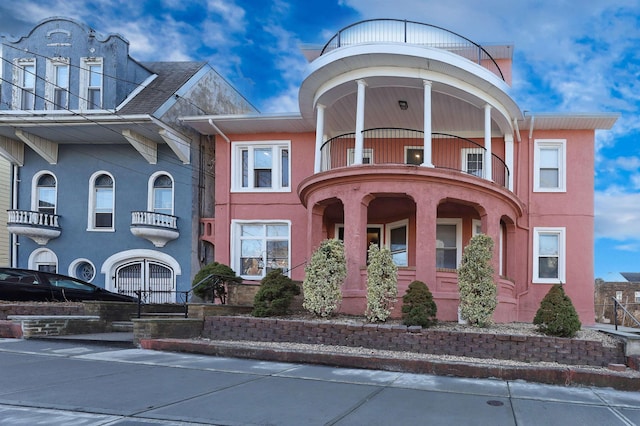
[68,259,96,282]
[533,227,566,283]
[28,248,57,273]
[233,221,290,279]
[387,220,408,267]
[615,291,623,301]
[436,219,462,269]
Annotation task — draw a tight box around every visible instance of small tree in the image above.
[402,280,438,327]
[252,269,301,317]
[192,262,242,303]
[533,284,581,337]
[458,234,497,327]
[303,239,346,317]
[365,244,398,322]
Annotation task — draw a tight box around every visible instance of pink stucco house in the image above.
[184,20,617,324]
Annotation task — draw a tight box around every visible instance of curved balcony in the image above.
[319,128,509,188]
[321,19,505,81]
[7,209,61,245]
[130,211,179,248]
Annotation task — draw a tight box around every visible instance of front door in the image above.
[115,260,175,303]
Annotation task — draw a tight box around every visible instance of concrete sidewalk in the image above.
[0,338,639,425]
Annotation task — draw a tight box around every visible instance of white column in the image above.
[314,104,325,173]
[505,134,514,190]
[422,80,433,167]
[484,103,492,181]
[354,79,367,165]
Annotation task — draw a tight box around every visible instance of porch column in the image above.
[413,191,438,285]
[307,201,327,256]
[484,104,493,181]
[422,80,434,167]
[353,79,367,165]
[504,134,514,190]
[481,208,501,283]
[341,193,370,291]
[314,104,326,173]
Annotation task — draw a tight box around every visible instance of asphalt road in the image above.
[0,338,638,425]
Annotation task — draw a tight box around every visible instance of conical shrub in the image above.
[533,284,581,337]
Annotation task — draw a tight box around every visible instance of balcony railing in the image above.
[7,209,61,245]
[130,211,179,248]
[321,19,505,81]
[319,128,509,188]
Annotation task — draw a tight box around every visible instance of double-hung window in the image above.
[34,172,57,216]
[534,139,566,192]
[533,227,565,283]
[461,148,484,177]
[15,59,36,110]
[46,58,69,109]
[88,172,114,230]
[80,57,103,110]
[232,141,290,191]
[150,173,174,215]
[233,221,290,279]
[436,219,462,269]
[387,220,408,267]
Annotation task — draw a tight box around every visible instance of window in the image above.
[33,172,57,215]
[461,148,484,177]
[88,172,114,230]
[347,148,374,165]
[69,259,96,282]
[534,139,566,192]
[80,58,103,110]
[436,219,462,269]
[46,58,69,109]
[405,146,423,165]
[15,59,36,110]
[29,248,58,273]
[150,173,173,215]
[615,291,623,301]
[635,292,640,303]
[533,227,565,283]
[387,220,408,267]
[232,142,290,191]
[233,221,290,278]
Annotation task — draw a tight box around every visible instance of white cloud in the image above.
[595,190,640,240]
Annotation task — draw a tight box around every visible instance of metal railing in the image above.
[321,19,505,81]
[131,211,178,229]
[7,209,60,228]
[612,297,640,330]
[319,128,509,188]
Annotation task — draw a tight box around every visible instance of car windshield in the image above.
[0,270,39,285]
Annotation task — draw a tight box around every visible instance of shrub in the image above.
[303,239,346,317]
[192,262,242,302]
[533,284,581,337]
[252,269,301,317]
[458,234,497,327]
[365,244,398,322]
[402,280,437,327]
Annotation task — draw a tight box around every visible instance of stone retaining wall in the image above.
[8,315,106,338]
[0,303,84,319]
[203,316,626,367]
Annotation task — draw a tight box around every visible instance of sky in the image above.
[0,0,639,281]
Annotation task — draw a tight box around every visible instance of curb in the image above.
[140,338,640,392]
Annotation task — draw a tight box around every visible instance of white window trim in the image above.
[386,219,409,267]
[436,218,463,270]
[45,57,70,110]
[148,171,174,215]
[231,220,291,280]
[404,145,424,164]
[79,57,103,111]
[68,258,96,282]
[87,170,115,232]
[231,141,291,192]
[13,58,36,110]
[461,147,485,177]
[30,170,57,213]
[534,139,566,192]
[347,148,374,165]
[533,227,566,284]
[28,248,58,272]
[635,291,640,303]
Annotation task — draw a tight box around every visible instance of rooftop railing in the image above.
[321,19,505,81]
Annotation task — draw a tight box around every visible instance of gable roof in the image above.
[621,272,640,282]
[118,61,206,115]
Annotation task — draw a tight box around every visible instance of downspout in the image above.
[516,113,535,304]
[11,164,18,268]
[208,118,230,143]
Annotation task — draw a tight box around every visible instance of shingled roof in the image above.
[621,272,640,282]
[118,61,206,115]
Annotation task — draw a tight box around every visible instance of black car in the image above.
[0,268,138,303]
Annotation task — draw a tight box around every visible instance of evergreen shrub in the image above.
[533,284,581,337]
[252,269,301,317]
[365,244,398,322]
[303,239,346,317]
[401,280,437,327]
[192,262,241,302]
[458,234,497,327]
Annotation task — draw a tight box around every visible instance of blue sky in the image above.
[1,0,639,281]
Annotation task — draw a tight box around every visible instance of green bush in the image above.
[458,234,497,327]
[533,284,581,337]
[402,280,437,327]
[303,239,346,317]
[252,269,301,317]
[192,262,241,302]
[365,244,398,323]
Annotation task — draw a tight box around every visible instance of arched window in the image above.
[29,248,58,273]
[33,172,57,215]
[89,172,114,230]
[151,173,173,215]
